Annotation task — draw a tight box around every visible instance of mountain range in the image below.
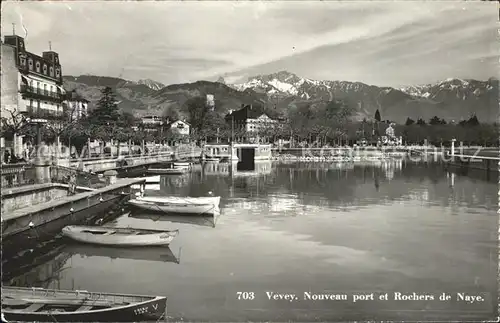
[62,71,498,124]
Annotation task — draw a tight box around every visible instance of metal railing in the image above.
[1,163,36,188]
[50,165,107,189]
[20,85,63,100]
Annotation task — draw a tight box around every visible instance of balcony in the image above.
[20,85,64,102]
[25,106,65,121]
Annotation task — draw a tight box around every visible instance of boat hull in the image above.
[2,287,167,322]
[129,199,219,215]
[147,168,187,175]
[62,226,179,247]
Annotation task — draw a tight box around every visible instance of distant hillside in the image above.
[63,73,498,123]
[62,76,268,119]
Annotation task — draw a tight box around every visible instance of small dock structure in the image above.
[203,143,272,162]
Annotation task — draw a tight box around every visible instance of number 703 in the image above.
[236,292,255,300]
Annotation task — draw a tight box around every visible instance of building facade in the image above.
[64,90,89,121]
[2,35,65,120]
[225,104,279,133]
[140,115,163,132]
[206,94,215,111]
[166,120,190,136]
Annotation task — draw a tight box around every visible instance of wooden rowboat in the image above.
[2,286,167,322]
[144,175,160,183]
[173,162,191,169]
[147,168,188,175]
[128,196,220,215]
[130,183,161,191]
[61,225,179,247]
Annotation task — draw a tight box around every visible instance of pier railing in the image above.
[1,163,36,188]
[50,165,107,189]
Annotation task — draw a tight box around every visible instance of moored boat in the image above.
[131,183,161,191]
[61,225,179,246]
[173,162,191,169]
[147,168,188,175]
[204,157,220,163]
[128,196,220,215]
[2,286,167,322]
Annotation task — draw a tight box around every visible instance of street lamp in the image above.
[26,117,48,158]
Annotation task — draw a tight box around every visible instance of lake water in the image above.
[4,160,498,321]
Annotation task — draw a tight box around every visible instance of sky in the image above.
[1,1,497,88]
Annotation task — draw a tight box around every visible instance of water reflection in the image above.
[3,161,497,322]
[128,210,219,228]
[65,244,180,264]
[5,241,71,288]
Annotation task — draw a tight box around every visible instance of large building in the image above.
[1,34,65,120]
[225,104,279,133]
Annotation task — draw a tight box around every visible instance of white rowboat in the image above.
[129,196,220,215]
[145,175,160,183]
[147,168,188,175]
[62,225,179,246]
[173,162,191,169]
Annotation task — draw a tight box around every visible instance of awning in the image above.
[56,85,66,94]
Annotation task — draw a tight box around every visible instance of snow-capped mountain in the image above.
[399,78,496,101]
[230,71,498,123]
[137,79,165,91]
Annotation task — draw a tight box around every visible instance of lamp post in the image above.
[29,117,48,183]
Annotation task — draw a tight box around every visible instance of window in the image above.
[55,68,60,77]
[49,66,54,77]
[19,54,26,67]
[29,99,33,108]
[37,100,41,109]
[28,58,33,71]
[35,61,41,73]
[43,64,48,74]
[50,86,54,97]
[43,84,47,96]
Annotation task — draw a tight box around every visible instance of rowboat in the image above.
[131,183,161,191]
[147,168,188,175]
[2,286,167,322]
[128,196,220,215]
[144,175,160,183]
[173,162,191,169]
[66,244,180,264]
[61,225,179,247]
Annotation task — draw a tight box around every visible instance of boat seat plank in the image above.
[76,305,95,311]
[20,303,45,312]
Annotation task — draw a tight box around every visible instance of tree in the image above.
[88,87,121,127]
[374,109,381,122]
[185,97,208,132]
[405,117,415,126]
[466,115,480,126]
[416,118,426,126]
[429,116,442,125]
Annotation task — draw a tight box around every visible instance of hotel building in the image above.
[1,34,66,120]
